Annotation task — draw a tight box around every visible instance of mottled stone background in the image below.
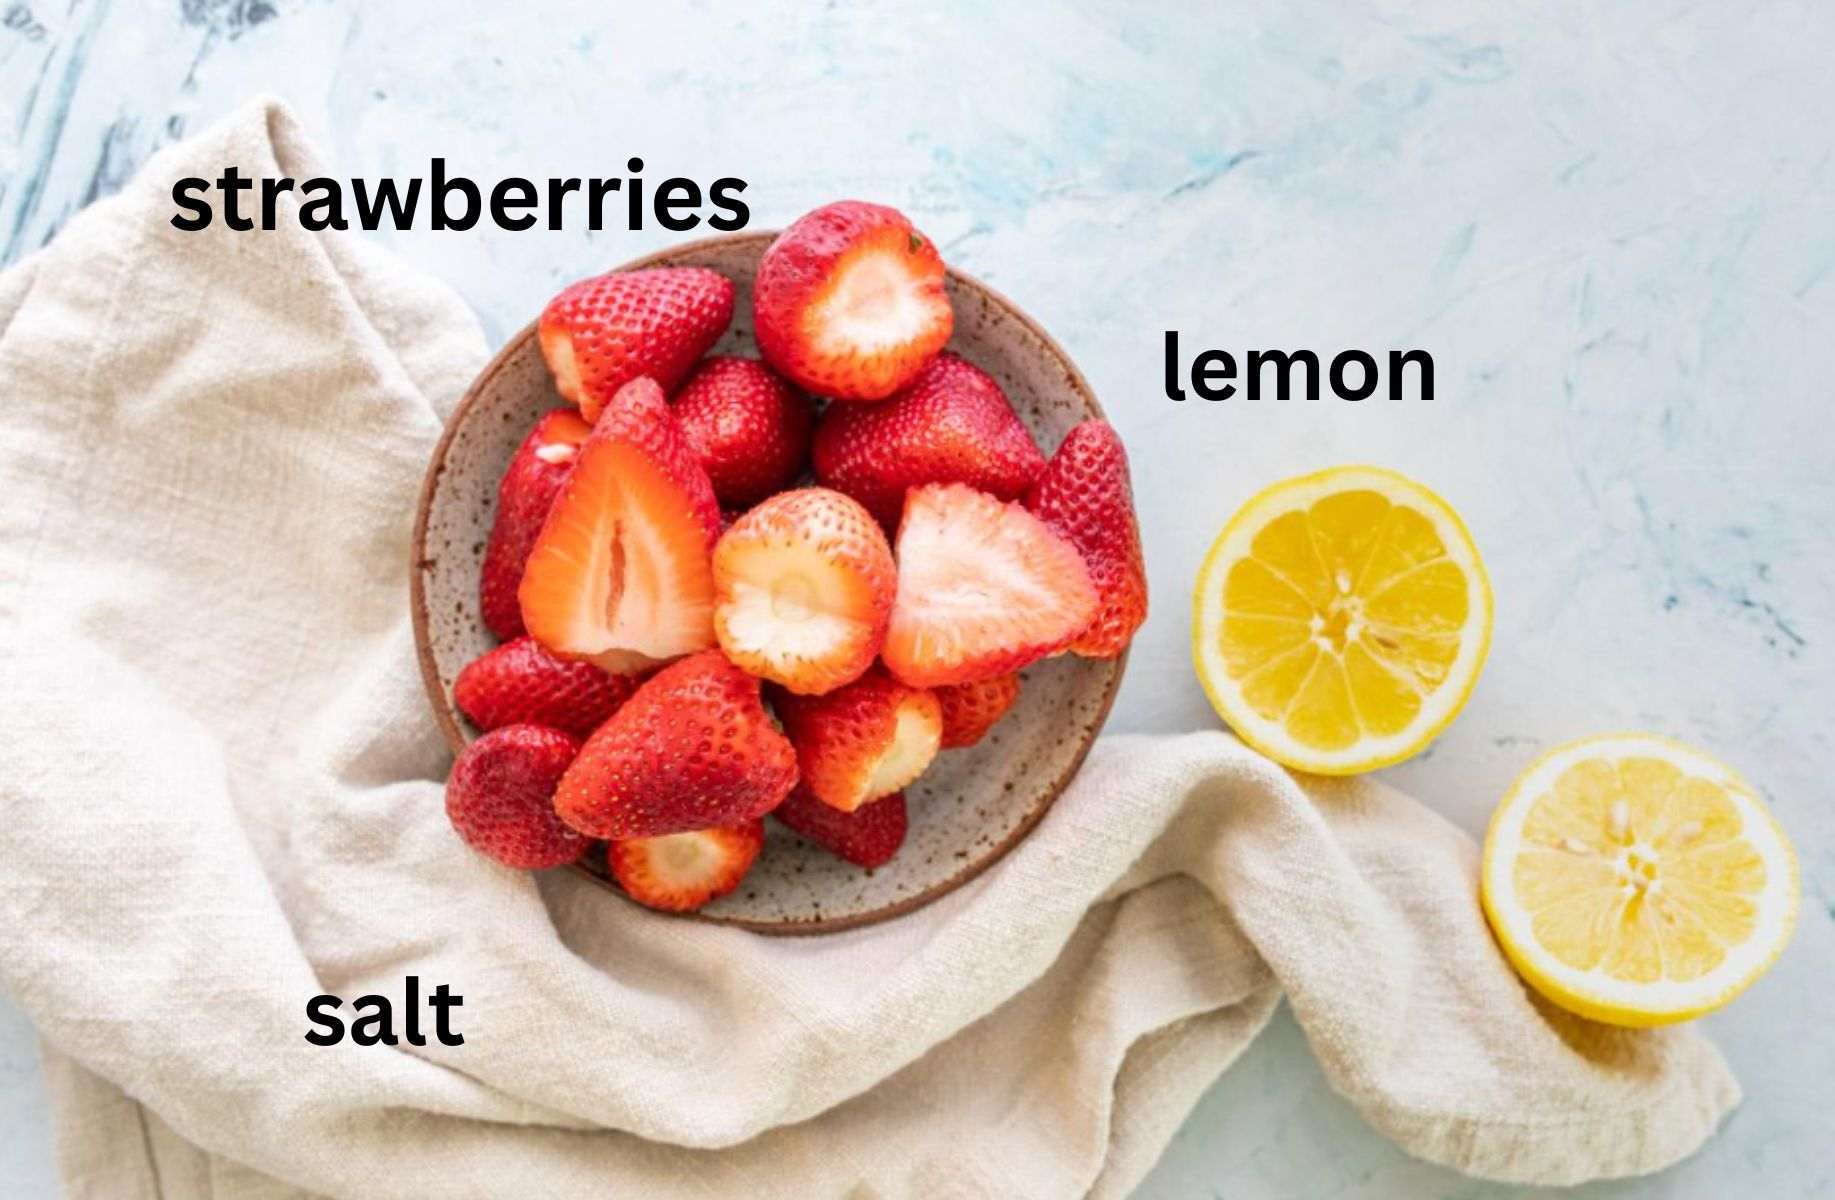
[3,1,1832,1196]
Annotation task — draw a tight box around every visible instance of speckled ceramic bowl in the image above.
[412,232,1125,933]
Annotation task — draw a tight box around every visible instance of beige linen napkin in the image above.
[0,99,1738,1200]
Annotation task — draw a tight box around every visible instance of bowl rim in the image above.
[410,229,1126,935]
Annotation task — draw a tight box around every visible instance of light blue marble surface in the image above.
[3,2,1832,1196]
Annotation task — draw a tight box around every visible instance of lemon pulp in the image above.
[1194,466,1492,773]
[1482,734,1798,1026]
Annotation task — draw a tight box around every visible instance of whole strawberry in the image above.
[774,787,906,869]
[672,356,813,509]
[753,201,953,402]
[445,724,586,869]
[453,636,641,740]
[934,674,1022,749]
[479,408,591,641]
[554,650,798,840]
[813,353,1046,529]
[539,267,734,422]
[1025,420,1147,657]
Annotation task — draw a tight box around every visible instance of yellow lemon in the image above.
[1481,734,1798,1026]
[1192,465,1492,774]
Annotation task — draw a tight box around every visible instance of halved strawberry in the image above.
[774,787,906,869]
[453,636,641,740]
[752,201,953,402]
[811,353,1045,528]
[883,483,1097,687]
[445,724,587,870]
[609,821,764,913]
[539,267,734,422]
[773,668,941,812]
[554,650,797,840]
[673,356,813,509]
[479,408,592,641]
[712,487,894,696]
[934,674,1022,749]
[1026,420,1147,657]
[517,377,722,675]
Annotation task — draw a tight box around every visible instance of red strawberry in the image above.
[453,636,641,740]
[609,821,764,912]
[1026,420,1147,657]
[479,408,592,641]
[752,201,953,402]
[539,267,734,422]
[444,724,586,869]
[884,483,1097,687]
[672,356,813,509]
[773,668,941,813]
[775,787,906,869]
[554,650,797,839]
[812,353,1045,529]
[713,487,894,696]
[518,377,722,674]
[934,674,1021,749]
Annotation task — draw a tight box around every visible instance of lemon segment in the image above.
[1481,734,1798,1026]
[1192,466,1493,773]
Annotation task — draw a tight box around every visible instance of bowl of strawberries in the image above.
[413,201,1146,932]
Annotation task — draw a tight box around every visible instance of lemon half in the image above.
[1481,734,1798,1026]
[1192,466,1493,774]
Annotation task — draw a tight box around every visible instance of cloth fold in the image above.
[0,99,1736,1200]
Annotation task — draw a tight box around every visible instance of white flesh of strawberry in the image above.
[891,486,1094,674]
[539,325,583,405]
[719,540,865,665]
[861,696,941,801]
[647,832,732,885]
[596,493,715,671]
[809,247,938,356]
